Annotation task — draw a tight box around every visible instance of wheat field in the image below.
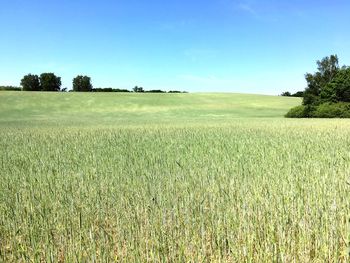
[0,92,349,262]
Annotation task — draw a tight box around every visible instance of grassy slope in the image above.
[1,91,349,261]
[0,91,300,126]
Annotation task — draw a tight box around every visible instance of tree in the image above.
[20,74,40,91]
[133,86,144,92]
[292,91,304,97]
[285,55,350,118]
[281,91,291,96]
[303,55,339,105]
[320,67,350,102]
[73,75,93,92]
[40,73,61,91]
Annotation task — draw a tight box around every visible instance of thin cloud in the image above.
[238,3,257,15]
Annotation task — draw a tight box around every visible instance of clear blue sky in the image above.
[1,0,349,94]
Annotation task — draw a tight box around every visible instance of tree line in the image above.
[286,55,350,118]
[0,86,21,91]
[280,91,304,97]
[16,73,186,93]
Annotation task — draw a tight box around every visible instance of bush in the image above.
[311,102,350,118]
[285,105,307,118]
[286,103,350,118]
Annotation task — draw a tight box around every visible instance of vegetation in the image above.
[145,89,166,93]
[281,91,304,97]
[0,92,348,261]
[73,75,93,92]
[286,55,350,117]
[0,92,299,125]
[92,88,131,92]
[20,73,62,91]
[168,90,187,93]
[0,86,21,91]
[18,74,187,93]
[20,74,41,91]
[133,86,144,92]
[40,73,62,91]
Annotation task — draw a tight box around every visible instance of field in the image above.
[0,91,349,262]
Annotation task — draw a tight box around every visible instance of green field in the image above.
[0,92,349,262]
[0,91,299,127]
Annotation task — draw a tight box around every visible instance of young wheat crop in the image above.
[0,119,349,262]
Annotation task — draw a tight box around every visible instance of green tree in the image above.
[320,67,350,102]
[303,55,339,105]
[281,91,291,96]
[73,75,93,92]
[40,73,61,91]
[133,86,144,92]
[20,74,41,91]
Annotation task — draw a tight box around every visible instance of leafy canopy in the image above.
[286,55,350,118]
[73,75,93,92]
[40,73,61,92]
[21,74,41,91]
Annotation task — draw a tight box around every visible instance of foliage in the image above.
[133,86,144,92]
[286,102,350,118]
[92,88,130,92]
[20,74,41,91]
[40,73,61,91]
[0,86,21,91]
[281,91,291,96]
[145,89,166,93]
[302,55,339,105]
[320,67,350,103]
[73,75,93,92]
[311,102,350,118]
[292,91,304,97]
[284,105,307,118]
[286,55,350,118]
[281,91,304,97]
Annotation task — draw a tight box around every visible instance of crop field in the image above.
[0,92,349,262]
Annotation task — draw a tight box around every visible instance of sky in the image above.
[0,0,349,94]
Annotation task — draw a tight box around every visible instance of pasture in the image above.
[0,92,349,262]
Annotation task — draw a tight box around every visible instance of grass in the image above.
[0,91,349,262]
[0,91,300,127]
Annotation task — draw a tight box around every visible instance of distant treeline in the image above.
[91,88,131,92]
[90,87,187,93]
[0,86,21,91]
[4,73,188,93]
[280,91,304,97]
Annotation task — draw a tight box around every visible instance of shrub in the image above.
[285,105,307,118]
[311,102,350,118]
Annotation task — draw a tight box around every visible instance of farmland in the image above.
[0,92,349,262]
